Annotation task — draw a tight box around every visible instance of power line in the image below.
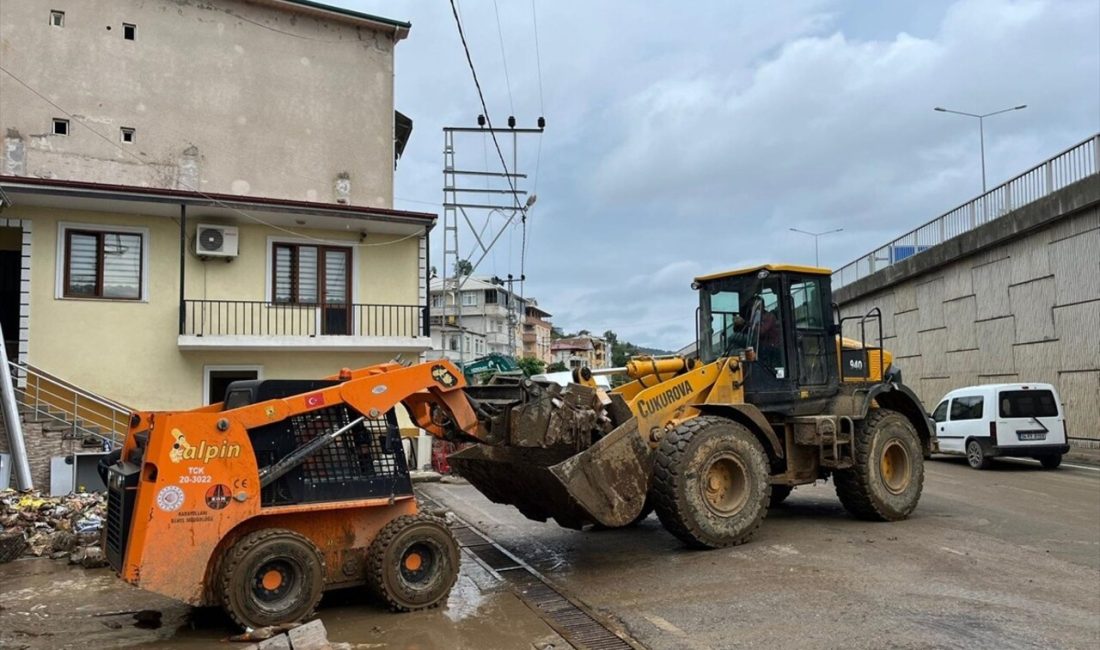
[447,0,527,222]
[492,0,515,117]
[531,0,546,115]
[0,63,419,249]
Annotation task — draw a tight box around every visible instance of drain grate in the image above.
[420,495,642,650]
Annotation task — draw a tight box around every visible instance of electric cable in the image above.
[493,0,515,117]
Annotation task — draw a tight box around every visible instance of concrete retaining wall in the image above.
[837,177,1100,449]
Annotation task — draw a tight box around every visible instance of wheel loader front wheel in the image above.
[366,514,459,611]
[652,416,771,549]
[834,408,924,521]
[218,528,325,630]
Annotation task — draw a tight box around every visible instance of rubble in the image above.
[0,489,106,564]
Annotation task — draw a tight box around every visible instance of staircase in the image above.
[6,361,131,449]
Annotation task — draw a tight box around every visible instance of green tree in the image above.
[516,356,546,377]
[547,361,568,372]
[454,259,473,276]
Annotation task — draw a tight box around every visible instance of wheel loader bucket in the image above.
[448,417,653,529]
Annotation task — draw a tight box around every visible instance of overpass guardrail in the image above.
[833,133,1100,289]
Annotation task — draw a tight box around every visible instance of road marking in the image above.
[1002,458,1100,473]
[939,546,966,556]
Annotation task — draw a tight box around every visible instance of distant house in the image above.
[0,1,429,486]
[429,276,526,359]
[522,301,553,364]
[551,335,611,370]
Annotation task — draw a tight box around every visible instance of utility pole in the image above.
[441,119,542,366]
[492,274,526,358]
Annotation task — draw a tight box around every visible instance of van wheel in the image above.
[834,408,924,521]
[652,416,770,549]
[966,439,992,470]
[1038,454,1062,469]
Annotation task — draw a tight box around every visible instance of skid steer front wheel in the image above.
[218,529,325,630]
[834,408,924,521]
[367,514,459,611]
[653,416,770,549]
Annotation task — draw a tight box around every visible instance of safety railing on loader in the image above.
[6,360,132,448]
[833,133,1100,289]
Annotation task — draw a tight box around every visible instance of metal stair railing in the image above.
[6,360,132,449]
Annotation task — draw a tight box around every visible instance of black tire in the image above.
[218,528,325,630]
[652,416,771,549]
[1038,454,1062,469]
[769,485,793,508]
[366,514,459,611]
[966,438,992,470]
[835,409,924,521]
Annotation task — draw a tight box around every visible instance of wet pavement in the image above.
[422,457,1100,650]
[0,554,566,649]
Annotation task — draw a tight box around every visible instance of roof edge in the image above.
[267,0,411,36]
[0,175,435,223]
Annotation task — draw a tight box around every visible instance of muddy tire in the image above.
[835,408,924,521]
[366,514,459,611]
[218,528,325,630]
[652,416,771,549]
[769,485,793,508]
[966,439,992,470]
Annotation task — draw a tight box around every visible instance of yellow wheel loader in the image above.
[449,264,936,548]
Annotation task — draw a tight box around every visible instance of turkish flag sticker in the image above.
[305,392,326,408]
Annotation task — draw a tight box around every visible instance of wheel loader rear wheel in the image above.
[652,416,770,549]
[366,513,459,611]
[218,528,325,630]
[834,408,924,521]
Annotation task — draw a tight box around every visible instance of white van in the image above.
[930,383,1069,469]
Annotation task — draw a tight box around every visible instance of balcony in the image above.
[178,300,431,352]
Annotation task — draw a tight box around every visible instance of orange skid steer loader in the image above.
[101,361,485,629]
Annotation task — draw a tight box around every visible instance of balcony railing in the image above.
[833,134,1100,289]
[181,300,425,338]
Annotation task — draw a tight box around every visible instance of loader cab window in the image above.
[789,276,829,385]
[697,272,785,378]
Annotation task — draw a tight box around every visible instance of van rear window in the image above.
[999,390,1058,418]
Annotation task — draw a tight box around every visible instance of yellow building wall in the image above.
[13,205,423,411]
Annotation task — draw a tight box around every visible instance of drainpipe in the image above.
[0,321,32,490]
[423,224,431,337]
[178,204,186,334]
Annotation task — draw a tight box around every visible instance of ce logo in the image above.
[232,478,250,490]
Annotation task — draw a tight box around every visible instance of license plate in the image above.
[1018,432,1046,441]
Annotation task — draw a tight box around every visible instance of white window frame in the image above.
[49,10,64,27]
[461,291,478,307]
[55,221,150,302]
[203,364,263,405]
[431,294,444,309]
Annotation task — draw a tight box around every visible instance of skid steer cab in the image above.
[449,264,937,550]
[100,361,481,630]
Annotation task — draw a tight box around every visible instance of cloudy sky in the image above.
[345,0,1098,350]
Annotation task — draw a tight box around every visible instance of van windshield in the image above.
[999,390,1058,418]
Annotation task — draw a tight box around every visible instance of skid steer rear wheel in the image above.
[218,528,325,630]
[834,408,924,521]
[366,514,459,611]
[652,416,770,549]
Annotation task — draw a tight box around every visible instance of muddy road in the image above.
[423,456,1100,649]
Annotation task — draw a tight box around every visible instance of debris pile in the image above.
[0,489,107,566]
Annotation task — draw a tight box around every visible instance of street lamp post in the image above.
[934,105,1027,193]
[789,227,843,267]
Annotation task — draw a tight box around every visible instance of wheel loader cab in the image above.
[695,264,840,414]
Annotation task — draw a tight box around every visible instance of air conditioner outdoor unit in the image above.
[195,224,239,258]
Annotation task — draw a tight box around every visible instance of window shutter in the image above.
[101,233,142,299]
[67,232,98,296]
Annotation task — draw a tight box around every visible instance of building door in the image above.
[0,227,21,361]
[320,248,350,335]
[205,366,262,405]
